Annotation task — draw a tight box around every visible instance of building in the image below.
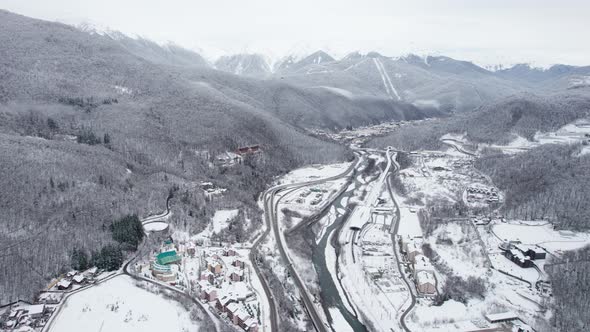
[484,311,518,323]
[413,254,434,278]
[187,245,196,257]
[151,261,177,282]
[416,271,436,295]
[37,293,63,304]
[407,241,423,263]
[232,259,245,269]
[505,249,533,268]
[56,280,71,290]
[224,247,238,256]
[83,267,98,278]
[157,250,181,265]
[72,274,86,284]
[234,308,251,329]
[230,270,244,282]
[203,288,218,302]
[26,304,45,319]
[515,245,546,260]
[226,302,240,320]
[215,152,242,166]
[207,259,223,275]
[216,296,236,312]
[244,318,259,332]
[236,145,261,156]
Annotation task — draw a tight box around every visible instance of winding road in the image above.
[250,157,359,331]
[385,149,416,332]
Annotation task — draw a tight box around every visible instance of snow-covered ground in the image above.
[475,119,590,154]
[489,253,540,284]
[195,208,239,238]
[50,275,200,332]
[280,162,351,184]
[492,222,590,254]
[143,221,168,232]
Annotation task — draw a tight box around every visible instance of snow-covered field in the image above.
[493,222,590,254]
[51,275,200,332]
[476,119,590,154]
[280,162,351,184]
[396,206,422,238]
[143,221,168,232]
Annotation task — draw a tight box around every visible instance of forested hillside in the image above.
[0,9,363,303]
[369,92,590,150]
[544,246,590,332]
[475,144,590,230]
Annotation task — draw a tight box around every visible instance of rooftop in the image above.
[157,250,181,265]
[485,311,518,322]
[416,271,436,284]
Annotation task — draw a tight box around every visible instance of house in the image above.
[232,259,245,269]
[66,270,77,278]
[207,259,223,274]
[215,152,242,166]
[413,254,434,278]
[407,241,423,263]
[37,292,63,304]
[200,270,215,284]
[56,280,72,290]
[202,288,218,302]
[83,267,98,278]
[484,311,518,323]
[416,271,436,295]
[187,245,196,257]
[72,275,86,284]
[26,304,45,319]
[224,247,238,257]
[230,269,244,282]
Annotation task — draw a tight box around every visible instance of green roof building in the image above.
[157,250,181,265]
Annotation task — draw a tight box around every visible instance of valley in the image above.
[1,6,590,332]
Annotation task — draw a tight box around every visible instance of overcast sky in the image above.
[1,0,589,67]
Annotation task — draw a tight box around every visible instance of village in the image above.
[0,266,113,331]
[133,237,261,332]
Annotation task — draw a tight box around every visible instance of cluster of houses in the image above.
[52,266,100,291]
[501,243,547,268]
[145,239,260,332]
[194,247,259,332]
[466,185,499,204]
[0,301,52,330]
[400,236,437,295]
[0,266,102,330]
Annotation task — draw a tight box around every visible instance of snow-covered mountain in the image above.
[214,53,272,77]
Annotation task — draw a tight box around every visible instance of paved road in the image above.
[440,138,477,156]
[385,149,416,332]
[251,157,358,332]
[141,195,172,225]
